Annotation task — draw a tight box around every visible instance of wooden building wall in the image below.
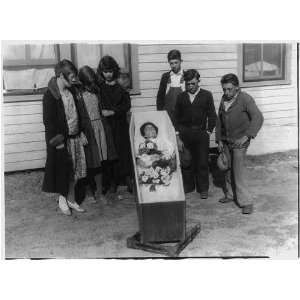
[3,43,298,172]
[131,43,298,155]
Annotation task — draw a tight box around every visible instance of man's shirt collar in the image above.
[170,69,183,77]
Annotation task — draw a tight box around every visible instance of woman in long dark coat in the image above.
[42,59,87,215]
[97,56,133,198]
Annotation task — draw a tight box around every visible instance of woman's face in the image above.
[102,70,114,82]
[60,72,77,88]
[144,124,157,139]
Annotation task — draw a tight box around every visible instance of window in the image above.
[2,43,140,98]
[3,44,60,94]
[238,43,291,87]
[71,43,140,94]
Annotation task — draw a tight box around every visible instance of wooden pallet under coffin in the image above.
[128,111,201,257]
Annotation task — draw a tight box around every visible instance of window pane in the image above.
[3,68,55,90]
[262,44,284,78]
[29,44,56,60]
[243,44,262,80]
[3,44,26,61]
[101,44,126,70]
[243,43,286,83]
[75,44,101,68]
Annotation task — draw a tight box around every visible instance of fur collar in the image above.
[47,77,61,100]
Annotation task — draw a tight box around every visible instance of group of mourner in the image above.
[42,49,263,217]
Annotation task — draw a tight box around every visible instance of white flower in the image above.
[153,179,160,184]
[153,171,159,179]
[144,168,152,176]
[163,154,171,160]
[160,170,167,177]
[162,174,171,185]
[155,166,162,172]
[149,167,155,176]
[142,175,148,182]
[147,143,154,149]
[139,142,146,149]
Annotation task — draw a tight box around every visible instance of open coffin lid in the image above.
[129,111,186,243]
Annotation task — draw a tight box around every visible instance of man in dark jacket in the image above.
[42,59,87,215]
[215,73,264,214]
[174,69,217,199]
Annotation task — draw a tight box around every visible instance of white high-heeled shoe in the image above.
[58,196,71,216]
[67,200,86,213]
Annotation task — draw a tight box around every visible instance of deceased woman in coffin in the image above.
[135,122,177,192]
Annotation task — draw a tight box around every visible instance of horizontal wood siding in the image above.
[132,43,239,114]
[4,99,46,172]
[3,43,298,171]
[132,43,298,155]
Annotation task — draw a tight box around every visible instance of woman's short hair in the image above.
[140,122,159,137]
[220,73,239,86]
[167,49,182,61]
[55,59,78,79]
[183,69,200,82]
[78,65,99,93]
[97,55,120,80]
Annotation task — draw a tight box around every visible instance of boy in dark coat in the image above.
[174,69,217,199]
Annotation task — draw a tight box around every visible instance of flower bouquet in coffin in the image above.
[137,139,177,192]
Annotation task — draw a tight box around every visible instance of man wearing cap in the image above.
[174,69,217,199]
[216,73,264,214]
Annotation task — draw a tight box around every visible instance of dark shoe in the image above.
[219,196,233,203]
[200,191,208,199]
[86,195,97,204]
[126,177,133,194]
[109,183,117,194]
[106,192,116,205]
[242,204,253,214]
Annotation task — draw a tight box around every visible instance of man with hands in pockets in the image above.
[215,73,264,214]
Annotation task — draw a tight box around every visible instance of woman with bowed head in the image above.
[77,65,118,204]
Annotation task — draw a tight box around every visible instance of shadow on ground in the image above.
[5,150,298,258]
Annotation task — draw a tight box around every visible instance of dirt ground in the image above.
[5,150,298,258]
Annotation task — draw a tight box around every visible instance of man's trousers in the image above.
[223,142,253,207]
[180,128,210,193]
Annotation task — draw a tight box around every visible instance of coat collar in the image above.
[181,90,201,104]
[187,87,201,100]
[48,77,76,101]
[165,69,184,79]
[220,90,241,112]
[170,69,184,77]
[48,77,61,100]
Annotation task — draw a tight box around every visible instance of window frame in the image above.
[70,43,140,95]
[237,43,292,87]
[3,44,61,97]
[3,44,60,68]
[127,44,140,95]
[3,43,140,100]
